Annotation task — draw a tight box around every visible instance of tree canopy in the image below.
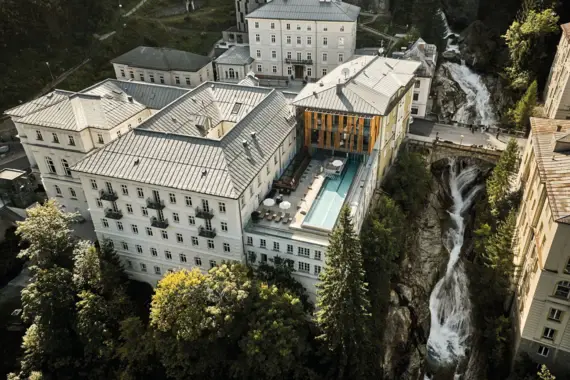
[487,139,520,216]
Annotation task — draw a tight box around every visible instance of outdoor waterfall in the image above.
[425,160,483,379]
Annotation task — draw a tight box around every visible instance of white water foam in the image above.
[438,9,460,53]
[426,161,482,377]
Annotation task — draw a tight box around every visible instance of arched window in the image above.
[555,281,570,299]
[45,157,56,174]
[229,68,235,79]
[61,159,71,176]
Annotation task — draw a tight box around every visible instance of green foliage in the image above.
[482,211,517,287]
[538,365,556,380]
[508,80,537,130]
[316,207,372,380]
[485,315,512,374]
[0,226,26,286]
[487,139,520,216]
[383,150,431,219]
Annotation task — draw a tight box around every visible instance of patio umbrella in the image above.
[279,201,291,210]
[263,198,276,207]
[332,159,343,167]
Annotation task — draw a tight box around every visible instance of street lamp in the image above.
[460,135,464,146]
[45,62,54,81]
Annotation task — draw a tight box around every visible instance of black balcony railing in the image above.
[285,58,313,65]
[146,198,165,210]
[198,226,217,238]
[104,208,123,220]
[99,189,118,202]
[196,207,214,219]
[151,217,169,229]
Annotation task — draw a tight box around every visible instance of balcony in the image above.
[285,58,313,65]
[104,208,123,220]
[99,189,118,202]
[196,207,214,219]
[146,198,165,210]
[151,217,169,229]
[198,226,217,238]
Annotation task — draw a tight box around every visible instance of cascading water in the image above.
[425,160,483,379]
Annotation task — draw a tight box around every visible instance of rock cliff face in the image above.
[441,0,480,29]
[431,65,467,123]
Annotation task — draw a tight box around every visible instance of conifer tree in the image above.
[508,80,537,131]
[487,139,520,216]
[315,206,372,380]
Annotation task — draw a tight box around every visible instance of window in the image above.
[411,107,419,115]
[54,185,62,196]
[146,227,153,236]
[90,179,98,190]
[537,345,550,357]
[273,242,280,251]
[297,52,302,61]
[338,37,344,46]
[298,247,310,257]
[45,157,57,174]
[141,207,148,217]
[260,239,266,248]
[548,308,563,322]
[36,130,43,140]
[178,254,187,263]
[261,253,267,263]
[175,76,180,85]
[216,202,226,214]
[340,25,345,32]
[150,248,158,257]
[120,184,128,195]
[271,50,277,59]
[97,133,104,144]
[102,218,109,228]
[322,68,327,76]
[270,22,275,29]
[543,327,556,340]
[287,244,293,254]
[165,251,173,260]
[255,34,260,42]
[117,221,124,231]
[192,236,199,246]
[415,80,421,88]
[188,216,196,225]
[154,266,161,275]
[140,263,147,272]
[221,222,228,232]
[256,50,261,58]
[183,196,192,207]
[136,245,143,254]
[129,71,134,79]
[160,75,165,84]
[307,67,312,77]
[314,265,322,275]
[136,188,144,198]
[247,236,253,245]
[296,24,301,30]
[555,281,570,298]
[286,35,291,44]
[161,230,168,240]
[149,74,155,83]
[69,189,77,200]
[565,258,570,274]
[68,135,75,146]
[298,262,310,272]
[207,239,215,249]
[139,73,144,81]
[306,52,312,61]
[52,133,59,143]
[172,212,179,223]
[297,36,301,45]
[314,250,322,260]
[209,260,217,268]
[126,260,133,269]
[119,68,125,77]
[323,37,328,46]
[108,240,115,249]
[131,224,139,234]
[257,64,262,73]
[223,243,231,252]
[322,53,327,62]
[413,93,419,101]
[307,25,312,31]
[172,233,182,243]
[338,53,344,63]
[272,65,277,73]
[254,21,259,28]
[185,77,191,86]
[271,35,276,43]
[96,199,103,208]
[126,204,133,214]
[169,193,176,204]
[195,257,202,266]
[119,241,128,251]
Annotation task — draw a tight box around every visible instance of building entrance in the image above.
[294,65,304,79]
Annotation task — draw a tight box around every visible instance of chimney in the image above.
[336,82,343,95]
[127,95,133,102]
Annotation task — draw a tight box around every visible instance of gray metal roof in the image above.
[215,46,254,66]
[111,46,212,72]
[246,0,360,22]
[529,118,570,225]
[4,90,74,118]
[293,56,420,115]
[238,73,260,87]
[73,82,296,199]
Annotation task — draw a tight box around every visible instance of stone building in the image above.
[544,23,570,120]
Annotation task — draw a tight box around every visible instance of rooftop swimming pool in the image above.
[303,161,359,231]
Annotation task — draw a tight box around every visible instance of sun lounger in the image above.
[282,213,292,224]
[266,212,273,221]
[275,212,283,222]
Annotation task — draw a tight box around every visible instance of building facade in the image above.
[544,23,570,120]
[112,46,214,88]
[4,80,189,219]
[512,118,570,374]
[246,0,359,80]
[215,46,255,83]
[236,0,267,33]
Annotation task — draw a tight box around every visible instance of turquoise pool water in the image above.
[303,161,360,231]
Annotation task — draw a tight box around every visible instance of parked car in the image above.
[0,145,10,154]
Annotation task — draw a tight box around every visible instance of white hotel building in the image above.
[245,0,360,81]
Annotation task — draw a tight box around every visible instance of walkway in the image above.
[34,58,91,99]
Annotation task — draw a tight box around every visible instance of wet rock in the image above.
[441,0,479,30]
[432,65,468,124]
[459,20,502,72]
[381,306,412,379]
[397,284,414,305]
[390,290,400,306]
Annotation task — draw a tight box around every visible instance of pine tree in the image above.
[315,206,372,380]
[508,80,537,131]
[487,138,520,216]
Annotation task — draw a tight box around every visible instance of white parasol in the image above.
[279,201,291,210]
[332,159,343,167]
[263,198,276,207]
